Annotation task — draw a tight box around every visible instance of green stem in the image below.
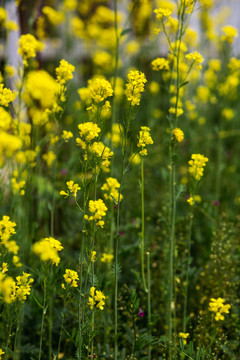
[141,157,148,293]
[183,212,193,332]
[4,320,13,360]
[57,300,66,359]
[78,163,87,359]
[13,305,24,360]
[147,252,151,360]
[48,295,53,360]
[39,271,47,360]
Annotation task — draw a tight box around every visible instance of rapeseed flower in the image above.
[60,180,81,198]
[56,59,75,84]
[88,77,113,103]
[88,286,105,310]
[18,34,44,66]
[101,177,123,203]
[154,7,172,21]
[33,237,63,266]
[172,128,184,142]
[221,26,238,43]
[188,154,208,181]
[0,84,16,106]
[151,58,170,71]
[209,298,231,321]
[125,70,147,106]
[84,199,108,228]
[62,269,79,288]
[179,332,189,345]
[101,253,114,263]
[185,51,204,69]
[137,126,153,156]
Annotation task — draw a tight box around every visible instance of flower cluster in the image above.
[185,51,204,69]
[0,273,15,303]
[172,128,184,143]
[101,253,114,263]
[221,26,238,44]
[151,58,170,71]
[62,130,73,142]
[0,215,20,257]
[0,349,4,359]
[84,199,108,228]
[137,126,153,156]
[55,59,75,84]
[125,70,147,106]
[60,180,81,198]
[88,286,105,310]
[89,142,113,171]
[62,269,79,288]
[0,84,16,107]
[88,77,113,104]
[179,332,189,345]
[101,177,123,203]
[11,272,34,302]
[42,6,65,26]
[33,237,63,266]
[209,298,231,321]
[23,70,58,110]
[18,34,44,66]
[154,7,172,21]
[76,122,101,147]
[188,154,208,181]
[0,272,33,303]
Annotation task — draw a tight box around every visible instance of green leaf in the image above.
[121,28,132,37]
[179,81,189,88]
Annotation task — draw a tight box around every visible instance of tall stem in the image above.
[39,271,47,360]
[168,144,176,353]
[57,300,66,359]
[147,252,151,360]
[183,213,193,332]
[141,157,148,292]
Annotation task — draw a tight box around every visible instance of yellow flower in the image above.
[154,7,172,21]
[188,154,208,181]
[0,349,5,358]
[63,269,79,288]
[56,59,75,84]
[18,34,44,66]
[169,107,184,117]
[13,272,34,302]
[101,177,123,203]
[0,84,16,107]
[42,6,65,25]
[151,58,170,71]
[209,298,231,321]
[185,51,204,69]
[76,122,101,146]
[101,253,114,263]
[62,130,73,142]
[172,128,184,142]
[187,196,194,206]
[23,70,58,109]
[0,273,15,303]
[33,237,63,266]
[42,151,56,167]
[88,77,113,103]
[91,251,96,262]
[60,180,81,198]
[137,126,153,156]
[84,199,108,228]
[179,332,189,345]
[221,26,238,43]
[125,70,147,106]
